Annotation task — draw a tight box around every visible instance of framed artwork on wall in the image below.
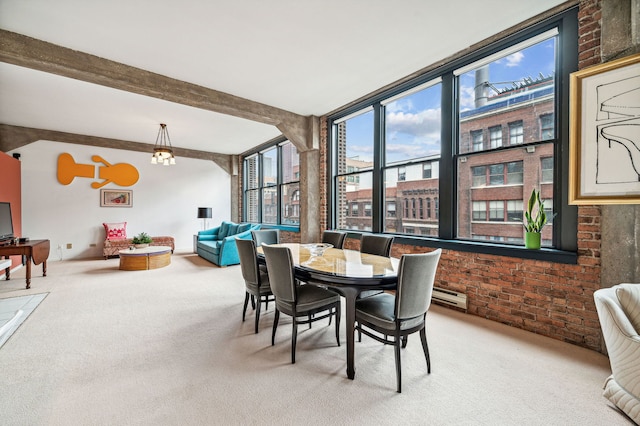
[569,53,640,205]
[100,189,133,207]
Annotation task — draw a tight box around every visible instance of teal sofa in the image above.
[196,221,260,266]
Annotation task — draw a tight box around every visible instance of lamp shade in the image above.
[197,207,212,219]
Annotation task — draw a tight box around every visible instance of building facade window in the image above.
[541,157,554,182]
[242,140,300,226]
[472,130,483,151]
[540,113,554,140]
[329,10,577,256]
[489,126,502,148]
[423,163,432,179]
[508,121,524,145]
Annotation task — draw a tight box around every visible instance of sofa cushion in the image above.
[237,223,252,233]
[103,222,127,240]
[616,283,640,333]
[218,221,233,239]
[227,223,239,236]
[198,235,216,241]
[198,240,221,255]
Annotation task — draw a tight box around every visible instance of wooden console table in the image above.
[0,239,50,289]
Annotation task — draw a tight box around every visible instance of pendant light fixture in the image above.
[151,123,176,165]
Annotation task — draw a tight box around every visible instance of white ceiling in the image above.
[0,0,567,156]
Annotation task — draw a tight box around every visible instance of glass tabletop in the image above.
[258,243,398,279]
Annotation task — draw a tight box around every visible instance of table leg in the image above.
[25,256,32,289]
[3,257,9,280]
[340,287,360,380]
[43,260,47,277]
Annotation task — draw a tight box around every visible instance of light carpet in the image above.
[0,292,48,348]
[0,250,632,425]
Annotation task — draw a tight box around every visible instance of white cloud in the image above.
[386,108,440,137]
[506,51,524,67]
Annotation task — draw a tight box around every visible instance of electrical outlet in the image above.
[66,243,72,249]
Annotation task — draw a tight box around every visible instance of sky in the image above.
[343,36,556,165]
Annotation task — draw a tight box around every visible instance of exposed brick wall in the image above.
[314,2,606,352]
[578,0,602,68]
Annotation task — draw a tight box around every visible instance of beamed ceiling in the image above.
[0,0,569,163]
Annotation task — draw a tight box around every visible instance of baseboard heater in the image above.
[432,287,467,310]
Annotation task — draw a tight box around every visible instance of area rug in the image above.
[0,293,48,348]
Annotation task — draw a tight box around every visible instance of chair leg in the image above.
[250,295,256,310]
[402,335,408,348]
[242,292,250,322]
[291,319,298,364]
[308,314,312,329]
[394,335,402,393]
[272,310,280,346]
[335,303,341,347]
[420,327,431,374]
[254,295,262,334]
[357,322,361,342]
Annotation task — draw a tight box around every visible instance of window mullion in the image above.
[372,102,384,233]
[440,73,455,239]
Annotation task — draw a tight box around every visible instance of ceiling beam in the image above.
[0,124,233,173]
[0,29,314,152]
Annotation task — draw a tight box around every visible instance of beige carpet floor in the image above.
[0,250,632,425]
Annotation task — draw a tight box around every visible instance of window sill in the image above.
[390,235,577,264]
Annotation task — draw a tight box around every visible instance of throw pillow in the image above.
[616,283,640,333]
[103,222,127,240]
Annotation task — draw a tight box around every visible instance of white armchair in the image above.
[594,283,640,424]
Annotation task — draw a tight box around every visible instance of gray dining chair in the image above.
[321,230,347,249]
[251,229,280,246]
[359,234,395,298]
[262,244,341,364]
[360,234,394,257]
[355,248,442,393]
[236,238,275,334]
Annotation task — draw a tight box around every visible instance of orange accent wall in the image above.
[0,152,22,269]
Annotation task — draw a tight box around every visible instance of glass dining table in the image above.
[257,242,400,380]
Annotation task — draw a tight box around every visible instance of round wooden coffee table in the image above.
[118,246,172,271]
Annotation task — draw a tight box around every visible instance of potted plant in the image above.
[523,189,549,249]
[132,232,153,248]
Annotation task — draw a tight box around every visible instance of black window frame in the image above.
[327,7,578,263]
[242,138,300,227]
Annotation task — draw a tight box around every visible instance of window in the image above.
[423,163,432,179]
[540,114,554,140]
[489,126,502,148]
[489,164,504,186]
[506,161,523,184]
[330,11,577,257]
[334,109,374,231]
[364,203,372,217]
[387,202,396,217]
[541,157,553,182]
[489,201,504,221]
[472,201,487,221]
[242,140,299,226]
[398,167,406,181]
[507,200,523,221]
[471,130,483,151]
[509,121,524,145]
[472,166,486,187]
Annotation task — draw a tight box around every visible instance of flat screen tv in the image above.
[0,202,15,243]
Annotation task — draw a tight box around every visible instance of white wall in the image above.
[8,140,230,260]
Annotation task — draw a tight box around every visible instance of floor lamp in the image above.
[197,207,212,231]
